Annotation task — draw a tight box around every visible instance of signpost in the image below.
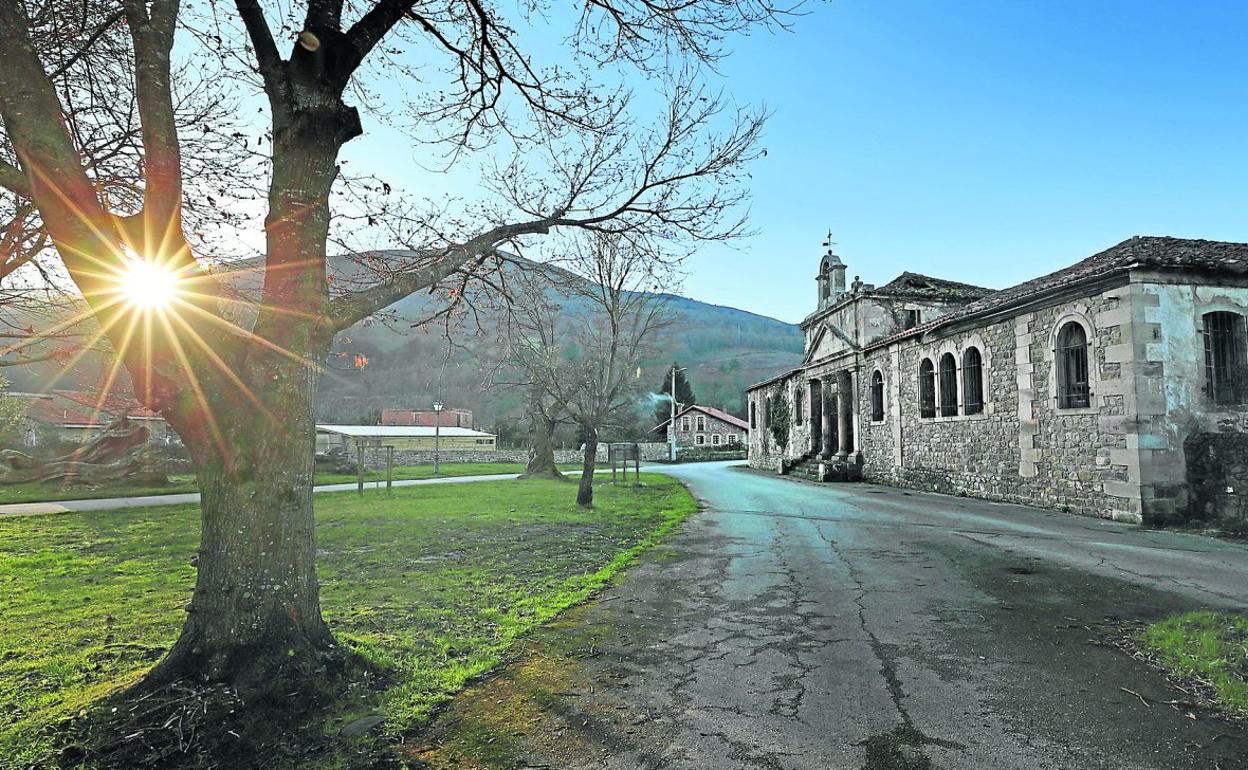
[609,442,641,485]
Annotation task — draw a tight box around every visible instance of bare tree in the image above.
[506,235,667,505]
[0,0,780,698]
[503,270,572,480]
[562,236,667,506]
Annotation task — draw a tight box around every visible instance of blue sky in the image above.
[346,1,1248,324]
[673,0,1248,322]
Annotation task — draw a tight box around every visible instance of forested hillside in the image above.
[3,259,803,442]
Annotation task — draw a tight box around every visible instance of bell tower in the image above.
[816,231,846,311]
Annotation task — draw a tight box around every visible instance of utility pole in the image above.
[669,364,685,462]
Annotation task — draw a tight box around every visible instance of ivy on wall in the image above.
[767,392,790,450]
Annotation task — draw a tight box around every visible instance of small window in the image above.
[870,370,885,422]
[1204,311,1247,405]
[938,353,958,417]
[919,359,936,419]
[794,386,803,425]
[712,434,721,445]
[696,415,706,431]
[728,434,739,444]
[681,416,690,431]
[1056,321,1090,409]
[962,347,984,415]
[750,401,756,429]
[696,434,705,445]
[904,309,921,329]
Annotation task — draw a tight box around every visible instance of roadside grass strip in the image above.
[1140,611,1248,717]
[0,474,696,767]
[0,463,582,506]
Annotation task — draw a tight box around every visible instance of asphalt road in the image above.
[413,460,1248,770]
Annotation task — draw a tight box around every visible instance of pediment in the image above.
[804,322,855,364]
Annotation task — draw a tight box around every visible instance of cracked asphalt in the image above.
[409,461,1248,770]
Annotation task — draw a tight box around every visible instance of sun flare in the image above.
[119,258,180,311]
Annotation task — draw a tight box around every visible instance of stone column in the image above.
[820,381,835,460]
[837,370,853,458]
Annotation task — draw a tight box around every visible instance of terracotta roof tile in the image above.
[868,236,1248,349]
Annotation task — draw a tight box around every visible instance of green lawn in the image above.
[1140,611,1248,716]
[0,474,695,767]
[313,461,581,485]
[0,462,582,505]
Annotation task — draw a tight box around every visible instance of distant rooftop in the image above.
[869,235,1248,349]
[873,272,993,300]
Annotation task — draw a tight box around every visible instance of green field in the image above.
[0,474,696,767]
[0,462,582,505]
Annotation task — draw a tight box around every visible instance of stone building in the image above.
[747,236,1248,528]
[660,404,750,449]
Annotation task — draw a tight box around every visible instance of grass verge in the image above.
[0,463,582,505]
[1139,611,1248,717]
[0,473,696,767]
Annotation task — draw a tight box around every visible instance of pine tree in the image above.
[654,363,697,433]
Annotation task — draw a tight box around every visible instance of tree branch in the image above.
[123,0,188,258]
[327,213,567,330]
[235,0,287,103]
[0,160,29,198]
[47,9,126,80]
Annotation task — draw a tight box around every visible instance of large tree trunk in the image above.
[147,362,334,692]
[576,428,598,507]
[521,395,564,480]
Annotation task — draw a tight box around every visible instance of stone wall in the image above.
[1184,432,1248,533]
[858,289,1143,521]
[348,442,671,469]
[751,268,1248,525]
[746,379,790,472]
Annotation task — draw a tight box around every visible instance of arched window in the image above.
[794,385,803,425]
[1056,322,1090,409]
[1204,311,1247,405]
[919,359,936,419]
[962,347,984,415]
[938,353,958,416]
[870,370,885,422]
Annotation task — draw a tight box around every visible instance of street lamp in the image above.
[432,400,444,476]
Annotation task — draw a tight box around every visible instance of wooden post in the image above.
[386,445,394,494]
[356,439,364,496]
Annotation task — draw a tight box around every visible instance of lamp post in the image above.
[432,400,444,475]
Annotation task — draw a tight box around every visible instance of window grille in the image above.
[919,359,936,418]
[938,353,958,417]
[962,347,984,415]
[1204,312,1247,406]
[1056,322,1090,409]
[870,370,885,422]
